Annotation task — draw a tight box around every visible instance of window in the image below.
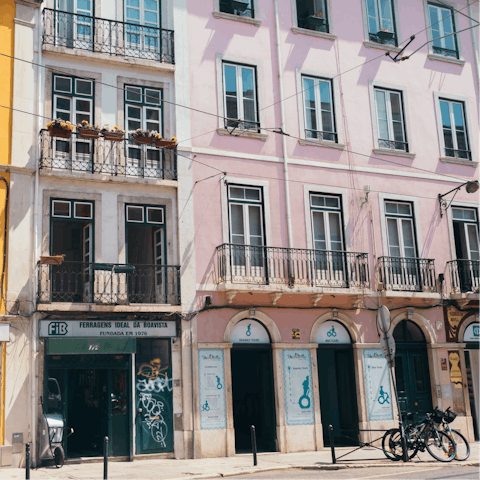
[296,0,329,33]
[428,3,458,58]
[439,99,471,160]
[385,201,417,258]
[310,194,344,252]
[125,0,161,58]
[53,74,93,124]
[125,85,163,177]
[302,76,337,142]
[374,88,408,151]
[228,185,265,270]
[223,63,259,131]
[366,0,397,45]
[56,0,93,49]
[219,0,254,18]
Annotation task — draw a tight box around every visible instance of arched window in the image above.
[393,320,426,343]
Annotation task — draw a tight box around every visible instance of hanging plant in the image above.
[77,120,101,139]
[155,136,178,149]
[47,119,75,139]
[131,129,160,145]
[306,10,325,26]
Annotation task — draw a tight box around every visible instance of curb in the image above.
[168,460,480,479]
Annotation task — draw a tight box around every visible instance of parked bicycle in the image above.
[433,407,470,461]
[382,410,456,462]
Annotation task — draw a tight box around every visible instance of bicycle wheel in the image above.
[382,428,418,461]
[449,429,470,461]
[425,429,455,462]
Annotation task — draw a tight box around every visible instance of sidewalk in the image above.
[1,444,478,480]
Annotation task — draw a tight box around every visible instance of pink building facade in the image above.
[184,0,479,457]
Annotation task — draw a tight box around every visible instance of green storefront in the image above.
[41,319,177,459]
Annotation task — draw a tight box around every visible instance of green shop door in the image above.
[393,321,433,419]
[135,339,174,454]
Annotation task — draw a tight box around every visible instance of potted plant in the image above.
[77,120,101,139]
[377,27,394,40]
[47,119,75,139]
[101,125,126,142]
[230,0,249,12]
[40,254,66,265]
[306,10,325,26]
[155,136,178,149]
[131,129,160,145]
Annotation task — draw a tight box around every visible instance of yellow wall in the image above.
[0,0,14,314]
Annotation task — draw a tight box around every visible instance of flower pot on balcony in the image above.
[48,126,72,139]
[377,29,394,40]
[40,254,66,265]
[306,15,325,26]
[156,139,177,149]
[78,127,100,139]
[230,0,249,12]
[103,131,125,142]
[133,136,154,145]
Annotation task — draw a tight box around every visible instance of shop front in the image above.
[40,319,177,459]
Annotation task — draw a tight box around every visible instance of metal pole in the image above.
[103,436,109,479]
[250,425,257,466]
[25,443,30,480]
[384,332,408,463]
[328,425,336,464]
[1,342,6,445]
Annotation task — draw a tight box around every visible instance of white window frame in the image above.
[216,54,267,141]
[126,205,145,223]
[290,0,336,40]
[368,80,415,159]
[422,0,465,65]
[378,192,423,258]
[433,91,477,167]
[146,207,164,225]
[52,200,72,219]
[384,201,417,258]
[303,185,350,251]
[438,99,470,159]
[213,0,261,26]
[221,177,271,246]
[74,201,93,219]
[374,87,407,151]
[310,194,344,252]
[296,68,344,149]
[360,0,402,51]
[446,201,479,260]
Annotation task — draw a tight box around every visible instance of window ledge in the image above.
[440,157,477,167]
[427,54,465,66]
[217,128,268,141]
[363,41,401,53]
[212,11,261,26]
[291,27,336,41]
[298,138,345,150]
[373,148,415,159]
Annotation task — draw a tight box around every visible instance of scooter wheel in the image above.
[53,446,65,468]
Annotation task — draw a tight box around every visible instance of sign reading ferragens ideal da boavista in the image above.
[39,320,176,337]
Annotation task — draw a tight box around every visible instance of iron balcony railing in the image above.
[378,256,436,292]
[305,129,338,143]
[447,259,479,294]
[219,1,254,18]
[37,262,181,305]
[42,8,174,64]
[39,130,177,180]
[216,244,370,289]
[433,46,459,59]
[444,147,472,161]
[369,32,397,46]
[378,139,409,152]
[297,16,329,33]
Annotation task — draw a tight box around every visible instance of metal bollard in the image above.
[103,436,109,479]
[25,443,30,480]
[250,425,257,466]
[328,425,336,464]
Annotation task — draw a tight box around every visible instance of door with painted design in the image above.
[135,339,173,454]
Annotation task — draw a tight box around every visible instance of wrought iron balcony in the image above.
[42,8,174,64]
[447,260,479,294]
[39,130,177,180]
[378,257,436,292]
[216,244,370,289]
[444,148,472,161]
[432,46,459,59]
[297,16,329,33]
[37,262,181,305]
[305,129,338,143]
[378,139,409,152]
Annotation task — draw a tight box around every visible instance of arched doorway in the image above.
[230,319,276,452]
[462,321,479,440]
[393,320,432,418]
[315,320,358,446]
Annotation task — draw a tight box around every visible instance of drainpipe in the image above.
[273,0,293,250]
[1,342,5,445]
[467,0,479,91]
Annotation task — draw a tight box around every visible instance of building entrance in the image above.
[46,354,130,459]
[315,321,358,446]
[230,319,276,453]
[393,320,432,419]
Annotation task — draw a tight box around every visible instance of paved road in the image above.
[203,465,480,479]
